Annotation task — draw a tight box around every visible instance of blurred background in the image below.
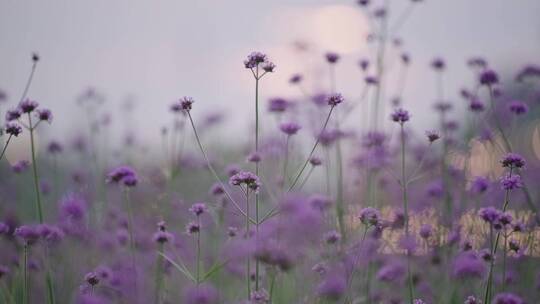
[1,0,540,158]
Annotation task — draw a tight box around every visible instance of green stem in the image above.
[288,106,335,191]
[246,189,251,298]
[0,135,12,161]
[196,217,201,285]
[282,135,290,190]
[23,244,28,304]
[28,114,44,223]
[400,124,414,304]
[254,72,260,291]
[155,243,165,303]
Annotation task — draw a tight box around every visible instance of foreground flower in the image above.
[391,108,410,124]
[107,166,138,187]
[229,171,261,192]
[500,174,523,191]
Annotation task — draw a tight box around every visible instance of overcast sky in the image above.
[1,0,539,153]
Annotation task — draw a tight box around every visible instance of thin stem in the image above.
[187,112,255,224]
[344,227,368,303]
[0,134,12,161]
[28,114,44,223]
[19,60,38,104]
[298,166,315,190]
[282,136,290,190]
[196,216,201,285]
[123,188,138,296]
[254,72,260,291]
[371,4,388,130]
[502,233,507,291]
[155,243,165,304]
[23,243,29,304]
[245,189,251,298]
[288,106,335,192]
[400,123,414,304]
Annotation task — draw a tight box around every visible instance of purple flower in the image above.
[452,252,485,279]
[4,123,22,137]
[478,207,501,224]
[47,141,63,154]
[14,225,40,244]
[84,271,100,286]
[325,52,340,64]
[268,97,289,113]
[492,293,523,304]
[431,58,445,71]
[479,69,499,85]
[508,101,528,115]
[425,130,440,143]
[469,99,485,112]
[244,52,267,68]
[0,265,9,279]
[60,193,87,221]
[309,156,322,166]
[357,0,370,6]
[261,61,276,73]
[289,74,302,84]
[250,289,270,304]
[359,207,380,226]
[467,57,488,69]
[210,183,224,196]
[12,160,30,173]
[189,203,208,216]
[317,274,346,300]
[19,99,39,113]
[106,166,138,187]
[413,300,426,304]
[279,122,301,136]
[434,101,453,113]
[471,176,490,194]
[500,174,523,191]
[184,284,217,304]
[326,93,344,106]
[5,109,21,121]
[229,171,261,192]
[180,96,195,111]
[186,221,200,235]
[323,230,341,245]
[153,230,174,244]
[419,224,433,239]
[36,108,53,123]
[390,108,410,123]
[364,76,378,85]
[37,224,64,244]
[516,64,540,82]
[464,295,481,304]
[358,59,369,70]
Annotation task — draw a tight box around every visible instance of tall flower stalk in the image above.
[391,108,414,304]
[244,51,274,291]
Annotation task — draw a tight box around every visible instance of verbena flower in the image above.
[500,174,523,191]
[107,166,138,187]
[425,130,440,143]
[47,141,63,154]
[419,224,433,239]
[84,271,99,286]
[317,274,346,301]
[5,123,22,137]
[268,97,289,113]
[36,108,53,123]
[189,202,208,216]
[359,207,380,226]
[289,74,302,84]
[492,292,523,304]
[326,93,344,106]
[323,230,341,245]
[186,222,200,235]
[309,156,322,166]
[229,171,261,192]
[279,122,301,136]
[479,69,499,85]
[391,108,410,123]
[325,52,340,64]
[5,109,21,121]
[431,58,445,71]
[464,295,481,304]
[469,99,485,112]
[508,100,528,115]
[14,225,40,245]
[19,99,39,113]
[471,176,490,194]
[478,207,501,224]
[244,52,267,69]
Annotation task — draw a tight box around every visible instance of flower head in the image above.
[279,122,301,136]
[508,101,528,115]
[229,171,261,192]
[244,52,267,69]
[4,123,22,137]
[391,108,410,123]
[469,99,485,112]
[425,130,440,143]
[106,166,138,187]
[309,156,322,166]
[492,293,523,304]
[359,207,380,226]
[84,271,99,286]
[14,225,40,244]
[501,153,525,169]
[36,108,53,123]
[261,61,276,73]
[19,99,39,113]
[189,203,208,216]
[186,221,200,235]
[326,93,344,106]
[500,174,523,191]
[431,58,445,71]
[268,97,289,113]
[289,74,302,84]
[325,52,340,64]
[478,207,501,224]
[479,69,499,85]
[5,109,21,121]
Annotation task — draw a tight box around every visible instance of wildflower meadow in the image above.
[1,1,540,303]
